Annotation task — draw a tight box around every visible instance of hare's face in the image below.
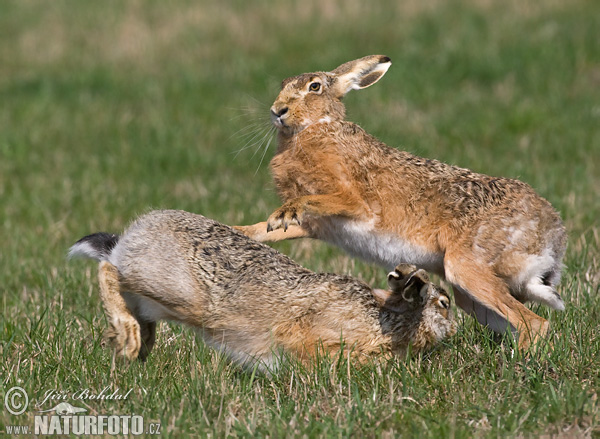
[270,73,345,135]
[426,287,453,322]
[422,289,457,352]
[374,264,456,352]
[270,55,392,136]
[423,286,456,336]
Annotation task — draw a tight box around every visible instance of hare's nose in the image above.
[271,106,288,118]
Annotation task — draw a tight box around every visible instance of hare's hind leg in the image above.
[120,291,158,361]
[138,321,156,361]
[444,254,548,350]
[98,261,142,361]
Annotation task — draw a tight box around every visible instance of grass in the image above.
[1,0,599,437]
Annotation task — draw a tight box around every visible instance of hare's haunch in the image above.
[236,55,567,350]
[70,210,455,368]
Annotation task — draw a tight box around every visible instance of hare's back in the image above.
[111,210,310,297]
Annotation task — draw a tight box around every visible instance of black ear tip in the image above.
[380,56,391,63]
[387,271,400,281]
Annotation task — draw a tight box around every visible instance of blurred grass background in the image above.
[1,0,599,437]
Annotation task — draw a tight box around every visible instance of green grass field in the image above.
[2,0,599,437]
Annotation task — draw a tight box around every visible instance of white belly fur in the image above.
[315,217,445,275]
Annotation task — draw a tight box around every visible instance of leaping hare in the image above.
[235,55,567,350]
[69,210,455,369]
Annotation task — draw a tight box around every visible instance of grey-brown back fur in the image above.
[70,210,455,369]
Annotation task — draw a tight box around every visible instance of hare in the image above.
[235,55,567,350]
[69,210,456,369]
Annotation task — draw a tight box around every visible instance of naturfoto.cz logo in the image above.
[3,386,161,436]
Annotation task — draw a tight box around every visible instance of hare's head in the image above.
[271,55,391,135]
[373,264,456,353]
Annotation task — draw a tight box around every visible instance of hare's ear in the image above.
[400,271,430,305]
[387,265,429,304]
[330,55,391,98]
[386,264,419,291]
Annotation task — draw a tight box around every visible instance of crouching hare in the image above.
[235,55,567,350]
[69,210,455,369]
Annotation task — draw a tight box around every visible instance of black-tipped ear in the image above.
[387,264,419,291]
[330,55,391,98]
[401,271,429,304]
[387,270,400,282]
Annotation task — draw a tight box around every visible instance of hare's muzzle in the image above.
[270,106,289,129]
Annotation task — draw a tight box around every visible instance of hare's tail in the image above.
[68,232,120,261]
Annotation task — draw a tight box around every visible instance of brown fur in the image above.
[236,55,567,350]
[71,210,456,370]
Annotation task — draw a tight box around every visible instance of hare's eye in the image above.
[439,297,450,309]
[309,82,321,92]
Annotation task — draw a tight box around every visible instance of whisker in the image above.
[232,125,273,159]
[228,121,269,142]
[227,94,269,122]
[242,92,269,108]
[254,127,276,175]
[228,108,270,123]
[227,94,275,167]
[249,126,275,161]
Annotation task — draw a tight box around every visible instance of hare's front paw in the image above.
[267,203,305,232]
